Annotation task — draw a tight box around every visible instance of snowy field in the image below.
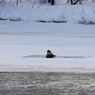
[0,0,95,72]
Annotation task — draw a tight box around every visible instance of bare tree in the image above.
[48,0,51,3]
[16,0,18,5]
[51,0,55,5]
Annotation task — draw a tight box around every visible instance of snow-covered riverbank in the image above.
[0,0,95,24]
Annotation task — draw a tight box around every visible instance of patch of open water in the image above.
[0,72,95,95]
[23,55,90,59]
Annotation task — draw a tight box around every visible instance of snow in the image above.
[0,0,95,23]
[0,0,95,72]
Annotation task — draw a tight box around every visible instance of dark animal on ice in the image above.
[46,50,56,58]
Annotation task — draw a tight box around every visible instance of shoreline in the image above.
[1,67,95,73]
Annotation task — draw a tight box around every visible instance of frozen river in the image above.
[0,21,95,72]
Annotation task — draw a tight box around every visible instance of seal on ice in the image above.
[46,50,56,58]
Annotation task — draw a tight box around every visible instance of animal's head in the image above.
[47,50,51,53]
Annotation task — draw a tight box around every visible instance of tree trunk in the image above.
[51,0,54,5]
[16,0,18,5]
[48,0,51,3]
[70,0,73,5]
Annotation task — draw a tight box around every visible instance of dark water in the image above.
[0,72,95,95]
[23,55,88,58]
